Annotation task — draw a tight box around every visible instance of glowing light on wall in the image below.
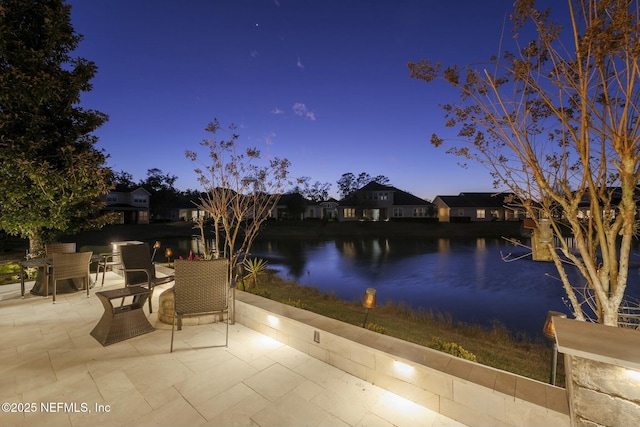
[626,369,640,381]
[267,315,279,327]
[394,360,414,376]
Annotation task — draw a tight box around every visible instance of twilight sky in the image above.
[67,0,563,200]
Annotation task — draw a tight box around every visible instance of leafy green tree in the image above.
[0,0,111,255]
[409,0,640,326]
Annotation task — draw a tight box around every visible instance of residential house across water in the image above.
[337,182,436,222]
[433,192,523,223]
[102,186,151,224]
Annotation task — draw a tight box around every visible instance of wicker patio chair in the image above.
[50,251,93,303]
[120,243,174,313]
[96,252,122,286]
[45,242,77,257]
[170,259,230,352]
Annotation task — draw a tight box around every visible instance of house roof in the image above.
[172,194,201,209]
[392,188,432,206]
[435,192,515,208]
[277,192,314,206]
[360,181,396,192]
[339,182,432,206]
[576,186,640,208]
[110,185,151,195]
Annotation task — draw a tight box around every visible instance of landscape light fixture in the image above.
[543,310,567,385]
[361,287,377,328]
[234,263,245,290]
[165,248,173,265]
[151,241,161,263]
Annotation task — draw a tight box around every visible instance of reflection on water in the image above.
[156,236,640,337]
[247,237,574,336]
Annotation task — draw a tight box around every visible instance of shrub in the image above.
[282,298,307,309]
[0,263,20,274]
[429,337,478,362]
[243,257,268,288]
[365,323,386,334]
[0,262,22,285]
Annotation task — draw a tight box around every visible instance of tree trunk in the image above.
[214,218,221,259]
[28,229,45,258]
[601,304,619,327]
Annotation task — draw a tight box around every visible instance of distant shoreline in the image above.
[65,220,526,246]
[257,220,526,239]
[1,220,527,261]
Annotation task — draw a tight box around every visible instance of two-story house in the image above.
[102,186,151,224]
[337,182,435,221]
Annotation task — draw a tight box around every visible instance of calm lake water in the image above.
[161,236,640,337]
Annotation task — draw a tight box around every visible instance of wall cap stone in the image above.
[555,317,640,370]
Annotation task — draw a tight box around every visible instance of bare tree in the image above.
[186,119,292,274]
[408,0,640,326]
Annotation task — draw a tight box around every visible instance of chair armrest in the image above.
[151,274,175,287]
[122,268,153,286]
[99,252,120,262]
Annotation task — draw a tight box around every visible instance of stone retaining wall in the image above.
[555,317,640,427]
[567,356,640,426]
[234,290,570,427]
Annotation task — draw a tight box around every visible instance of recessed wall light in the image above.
[394,360,414,376]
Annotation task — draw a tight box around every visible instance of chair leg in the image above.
[170,313,176,352]
[100,263,107,286]
[225,314,229,347]
[148,287,153,313]
[52,279,56,304]
[95,262,102,286]
[44,270,49,299]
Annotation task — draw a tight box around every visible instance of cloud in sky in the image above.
[265,131,276,145]
[296,57,304,70]
[271,107,284,115]
[292,102,316,121]
[250,50,258,58]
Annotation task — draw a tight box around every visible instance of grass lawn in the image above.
[241,270,565,386]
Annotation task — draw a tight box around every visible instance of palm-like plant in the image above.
[242,257,268,289]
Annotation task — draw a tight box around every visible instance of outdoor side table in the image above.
[19,258,46,297]
[91,286,154,346]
